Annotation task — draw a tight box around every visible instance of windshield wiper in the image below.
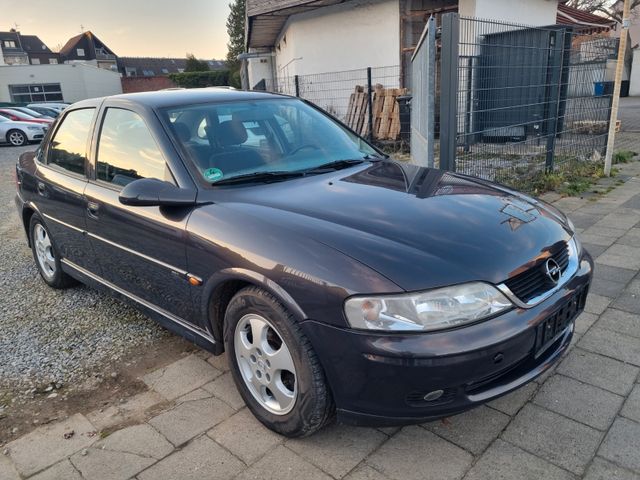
[303,159,367,174]
[212,170,305,186]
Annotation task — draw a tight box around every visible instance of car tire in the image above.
[29,214,77,289]
[7,129,27,147]
[224,286,334,437]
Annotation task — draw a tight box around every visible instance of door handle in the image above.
[87,201,100,219]
[37,182,46,196]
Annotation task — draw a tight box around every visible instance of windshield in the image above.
[161,98,380,184]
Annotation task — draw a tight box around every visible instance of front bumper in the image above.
[301,253,593,427]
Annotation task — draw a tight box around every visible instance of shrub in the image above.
[168,71,231,89]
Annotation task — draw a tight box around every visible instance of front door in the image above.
[35,107,101,274]
[84,106,195,320]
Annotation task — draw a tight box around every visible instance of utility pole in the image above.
[604,0,631,176]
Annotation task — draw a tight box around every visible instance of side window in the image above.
[48,108,95,175]
[96,108,174,187]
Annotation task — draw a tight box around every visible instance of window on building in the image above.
[9,83,64,103]
[31,58,40,65]
[96,108,174,187]
[3,40,16,48]
[161,68,169,74]
[50,58,58,64]
[142,70,155,76]
[76,48,85,57]
[177,68,184,73]
[48,108,96,175]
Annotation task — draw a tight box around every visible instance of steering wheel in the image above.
[288,144,321,156]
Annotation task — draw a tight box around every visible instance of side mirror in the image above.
[119,178,197,207]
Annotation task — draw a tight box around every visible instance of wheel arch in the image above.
[202,268,307,350]
[21,202,39,247]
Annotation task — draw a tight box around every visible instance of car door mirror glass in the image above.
[118,178,197,207]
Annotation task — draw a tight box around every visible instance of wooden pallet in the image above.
[346,85,408,140]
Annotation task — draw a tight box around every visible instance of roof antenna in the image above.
[80,24,84,33]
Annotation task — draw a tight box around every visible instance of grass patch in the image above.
[613,150,637,164]
[518,161,612,196]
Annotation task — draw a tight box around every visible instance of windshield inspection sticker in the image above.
[204,168,224,182]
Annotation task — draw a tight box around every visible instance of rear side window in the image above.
[96,108,173,187]
[47,108,95,175]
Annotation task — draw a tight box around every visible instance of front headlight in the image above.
[344,282,512,332]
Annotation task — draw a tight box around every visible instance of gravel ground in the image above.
[0,144,169,403]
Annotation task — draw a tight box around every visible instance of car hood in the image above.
[213,162,573,291]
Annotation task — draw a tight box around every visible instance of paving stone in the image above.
[585,457,640,480]
[377,426,401,436]
[579,327,640,366]
[598,308,640,339]
[621,385,640,423]
[202,371,245,410]
[612,280,640,314]
[344,464,392,480]
[367,426,473,480]
[582,226,627,239]
[488,382,538,416]
[423,405,510,455]
[598,244,640,270]
[142,354,221,400]
[579,233,618,247]
[590,277,628,298]
[599,417,640,473]
[0,455,20,480]
[568,212,602,229]
[208,409,282,465]
[176,388,213,403]
[622,195,640,210]
[138,435,244,480]
[96,424,173,459]
[584,294,612,315]
[464,439,574,480]
[29,459,82,480]
[149,397,233,446]
[583,243,608,259]
[533,374,623,430]
[70,447,155,480]
[595,212,640,230]
[287,424,386,479]
[617,228,640,248]
[557,348,639,395]
[574,312,599,334]
[6,413,97,477]
[207,352,230,372]
[502,404,602,475]
[86,390,166,431]
[592,264,637,284]
[235,445,332,480]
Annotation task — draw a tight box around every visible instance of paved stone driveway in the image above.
[2,162,640,480]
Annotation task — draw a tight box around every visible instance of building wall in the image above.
[247,51,274,88]
[630,49,640,96]
[121,76,176,93]
[459,0,557,25]
[273,0,400,78]
[0,63,122,103]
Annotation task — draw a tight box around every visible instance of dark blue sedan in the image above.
[15,88,592,437]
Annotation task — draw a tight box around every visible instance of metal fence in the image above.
[254,13,623,187]
[444,15,618,185]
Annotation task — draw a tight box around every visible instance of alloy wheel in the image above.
[234,313,298,415]
[8,130,26,146]
[33,224,57,281]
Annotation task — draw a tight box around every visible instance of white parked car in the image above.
[0,116,46,146]
[27,103,70,112]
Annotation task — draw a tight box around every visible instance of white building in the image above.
[245,0,562,90]
[0,63,123,104]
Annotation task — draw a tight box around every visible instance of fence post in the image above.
[367,67,374,142]
[294,75,300,97]
[544,29,566,172]
[440,13,460,172]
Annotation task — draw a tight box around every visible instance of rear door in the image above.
[84,105,197,321]
[34,107,101,274]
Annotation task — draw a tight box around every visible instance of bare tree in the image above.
[564,0,640,22]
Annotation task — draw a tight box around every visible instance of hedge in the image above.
[168,70,231,89]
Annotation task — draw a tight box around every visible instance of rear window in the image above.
[47,108,95,175]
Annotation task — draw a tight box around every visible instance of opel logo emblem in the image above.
[544,258,562,284]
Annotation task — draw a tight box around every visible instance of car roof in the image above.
[70,87,289,111]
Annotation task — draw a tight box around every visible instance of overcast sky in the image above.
[3,0,231,59]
